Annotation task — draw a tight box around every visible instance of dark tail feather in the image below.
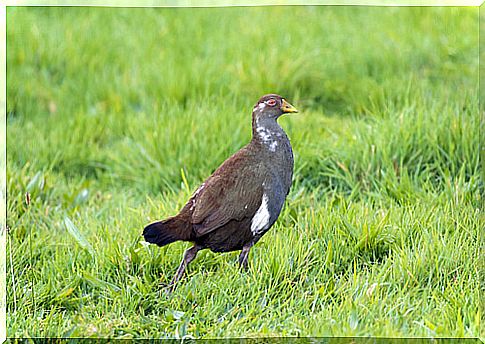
[143,217,189,247]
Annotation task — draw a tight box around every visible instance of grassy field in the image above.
[6,6,482,338]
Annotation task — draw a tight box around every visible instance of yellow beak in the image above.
[281,99,299,113]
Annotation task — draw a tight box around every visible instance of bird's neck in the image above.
[251,116,288,151]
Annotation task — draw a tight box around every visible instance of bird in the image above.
[143,94,298,290]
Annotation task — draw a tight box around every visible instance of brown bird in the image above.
[143,94,298,289]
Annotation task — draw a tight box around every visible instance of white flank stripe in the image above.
[190,183,205,210]
[251,193,270,236]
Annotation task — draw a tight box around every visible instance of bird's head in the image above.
[252,94,298,122]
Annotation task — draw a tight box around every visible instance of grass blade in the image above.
[63,216,94,257]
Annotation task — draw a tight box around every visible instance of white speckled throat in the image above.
[252,113,286,152]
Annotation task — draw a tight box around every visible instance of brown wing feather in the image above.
[191,149,265,237]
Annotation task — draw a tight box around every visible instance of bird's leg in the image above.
[238,242,254,270]
[168,245,200,291]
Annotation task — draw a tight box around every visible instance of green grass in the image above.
[6,6,482,338]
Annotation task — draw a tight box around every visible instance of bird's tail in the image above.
[143,216,190,247]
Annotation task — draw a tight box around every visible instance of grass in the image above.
[6,5,482,338]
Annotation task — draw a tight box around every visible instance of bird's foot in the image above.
[163,284,175,295]
[158,279,176,295]
[238,259,249,271]
[238,243,253,271]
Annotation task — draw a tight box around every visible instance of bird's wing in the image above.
[190,154,265,237]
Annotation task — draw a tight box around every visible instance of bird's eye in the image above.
[266,99,277,106]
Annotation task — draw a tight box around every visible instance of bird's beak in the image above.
[281,99,299,113]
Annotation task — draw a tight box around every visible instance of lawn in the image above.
[6,5,482,338]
